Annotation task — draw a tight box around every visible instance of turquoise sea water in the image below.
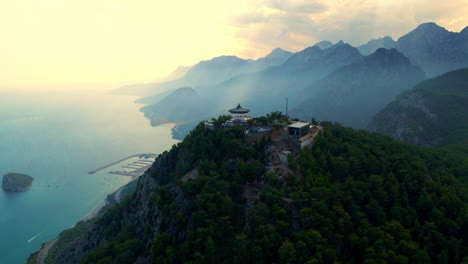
[0,90,179,263]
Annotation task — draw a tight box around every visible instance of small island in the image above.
[2,173,34,192]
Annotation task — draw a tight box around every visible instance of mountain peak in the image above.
[324,40,355,54]
[334,40,345,46]
[373,47,402,55]
[262,48,292,59]
[357,36,396,55]
[365,48,411,66]
[203,55,245,64]
[395,22,467,77]
[416,22,445,30]
[313,41,333,50]
[382,36,394,41]
[405,22,449,37]
[256,48,294,66]
[271,47,288,54]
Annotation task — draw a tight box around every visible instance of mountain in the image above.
[210,41,363,107]
[139,87,211,126]
[179,56,257,86]
[396,22,468,77]
[279,41,363,74]
[292,48,426,128]
[114,50,293,96]
[159,65,192,82]
[460,25,468,39]
[29,119,468,263]
[129,23,468,139]
[255,48,294,67]
[357,36,396,55]
[115,23,467,97]
[138,41,364,132]
[313,40,333,50]
[368,68,468,147]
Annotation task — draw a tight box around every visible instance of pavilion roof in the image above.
[229,104,250,113]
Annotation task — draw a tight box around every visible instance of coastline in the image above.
[81,199,108,222]
[1,91,180,264]
[29,149,158,263]
[33,199,107,264]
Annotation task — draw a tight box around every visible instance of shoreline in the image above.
[81,199,107,222]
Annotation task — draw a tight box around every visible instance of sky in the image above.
[1,0,467,91]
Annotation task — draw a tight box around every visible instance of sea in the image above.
[0,90,179,263]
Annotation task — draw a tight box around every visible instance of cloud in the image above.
[264,0,328,14]
[230,0,468,58]
[1,0,466,89]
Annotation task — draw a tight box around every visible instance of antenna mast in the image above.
[285,97,288,117]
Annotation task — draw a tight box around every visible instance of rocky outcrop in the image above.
[2,173,33,192]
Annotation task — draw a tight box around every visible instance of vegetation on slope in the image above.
[293,48,425,129]
[369,68,468,147]
[44,115,468,263]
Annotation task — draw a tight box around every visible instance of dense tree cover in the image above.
[81,118,467,263]
[369,67,468,147]
[285,123,467,263]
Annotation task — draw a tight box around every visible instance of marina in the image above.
[88,153,158,179]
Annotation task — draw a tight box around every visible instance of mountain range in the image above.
[116,22,467,139]
[292,48,426,128]
[113,48,293,96]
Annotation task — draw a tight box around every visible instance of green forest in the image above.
[44,116,468,264]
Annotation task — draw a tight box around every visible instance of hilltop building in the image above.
[225,104,250,126]
[288,122,310,138]
[229,104,250,120]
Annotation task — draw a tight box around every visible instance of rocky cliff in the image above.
[41,158,192,263]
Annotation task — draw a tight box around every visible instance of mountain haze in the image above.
[368,67,468,147]
[357,36,396,55]
[137,41,365,137]
[255,48,294,67]
[313,40,334,50]
[113,49,293,96]
[278,41,363,74]
[292,48,426,128]
[120,22,467,140]
[396,22,468,77]
[140,87,211,126]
